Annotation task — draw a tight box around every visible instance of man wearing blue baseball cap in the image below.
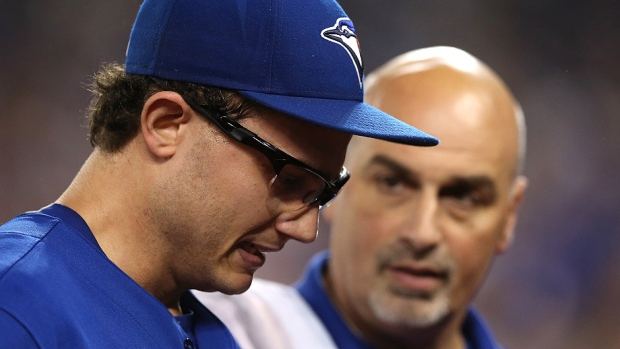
[0,0,436,348]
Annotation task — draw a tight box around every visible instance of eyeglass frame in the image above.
[182,96,350,209]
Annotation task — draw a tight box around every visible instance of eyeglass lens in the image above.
[269,163,327,208]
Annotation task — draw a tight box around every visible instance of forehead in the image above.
[352,137,497,178]
[350,70,519,183]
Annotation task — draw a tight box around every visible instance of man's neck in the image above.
[57,149,184,315]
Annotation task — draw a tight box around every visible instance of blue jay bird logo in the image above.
[321,17,364,88]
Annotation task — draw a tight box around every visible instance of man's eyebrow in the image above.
[441,176,498,204]
[366,155,497,191]
[446,176,495,189]
[365,154,416,178]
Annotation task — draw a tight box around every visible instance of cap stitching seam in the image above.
[266,0,279,93]
[151,0,178,71]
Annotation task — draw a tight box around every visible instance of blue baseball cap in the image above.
[125,0,438,146]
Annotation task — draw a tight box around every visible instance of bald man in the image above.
[194,46,528,349]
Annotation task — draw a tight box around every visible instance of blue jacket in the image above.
[0,204,238,348]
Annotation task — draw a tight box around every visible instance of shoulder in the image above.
[193,279,337,349]
[193,279,297,349]
[0,212,60,279]
[0,212,89,346]
[195,279,302,317]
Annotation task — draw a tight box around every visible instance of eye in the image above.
[378,175,402,190]
[445,192,476,211]
[271,164,326,204]
[370,171,413,197]
[361,158,418,202]
[271,165,306,198]
[440,181,496,218]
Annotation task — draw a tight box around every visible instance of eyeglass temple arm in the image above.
[185,99,255,142]
[332,167,350,188]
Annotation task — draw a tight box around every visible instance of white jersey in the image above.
[193,279,338,349]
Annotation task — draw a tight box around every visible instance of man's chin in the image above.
[194,272,254,294]
[218,273,255,295]
[368,290,450,329]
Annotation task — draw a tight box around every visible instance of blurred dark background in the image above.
[1,1,619,348]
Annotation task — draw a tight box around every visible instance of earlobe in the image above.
[141,92,192,159]
[497,176,528,254]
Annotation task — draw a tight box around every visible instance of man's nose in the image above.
[400,193,442,254]
[273,205,320,244]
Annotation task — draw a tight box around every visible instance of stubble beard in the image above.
[367,282,451,328]
[366,245,454,329]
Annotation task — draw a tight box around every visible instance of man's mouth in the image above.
[239,241,263,256]
[386,264,448,294]
[236,241,268,270]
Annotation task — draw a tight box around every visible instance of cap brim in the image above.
[239,91,439,147]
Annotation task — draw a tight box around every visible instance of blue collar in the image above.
[462,308,504,349]
[39,203,102,251]
[294,251,374,349]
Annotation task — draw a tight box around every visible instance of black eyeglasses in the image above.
[183,98,350,210]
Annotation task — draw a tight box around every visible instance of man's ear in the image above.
[141,91,192,159]
[497,175,528,254]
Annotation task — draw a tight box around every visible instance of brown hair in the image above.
[86,63,243,152]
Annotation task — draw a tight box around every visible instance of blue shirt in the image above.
[0,204,239,349]
[295,251,503,349]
